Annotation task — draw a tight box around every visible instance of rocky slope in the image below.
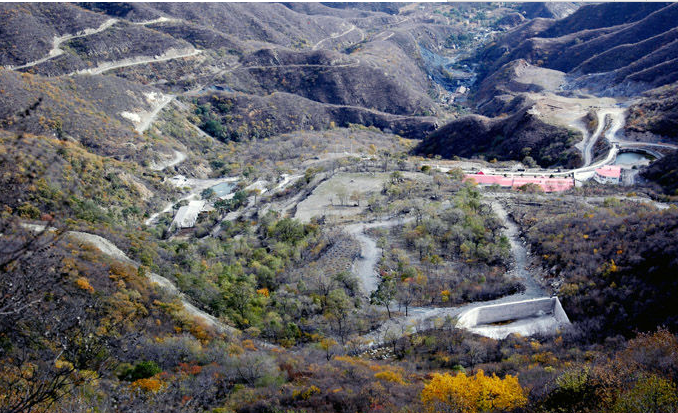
[475,2,678,92]
[417,105,581,168]
[419,2,678,166]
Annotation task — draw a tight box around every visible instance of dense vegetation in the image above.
[372,184,518,313]
[511,198,678,341]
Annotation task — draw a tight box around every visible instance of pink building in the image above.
[464,172,574,192]
[593,166,621,184]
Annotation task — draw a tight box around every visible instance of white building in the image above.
[172,200,206,229]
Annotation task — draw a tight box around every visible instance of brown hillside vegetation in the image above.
[1,2,678,412]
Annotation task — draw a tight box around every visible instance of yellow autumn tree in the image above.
[421,370,527,413]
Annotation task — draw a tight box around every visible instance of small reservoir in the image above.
[614,151,652,167]
[211,182,235,198]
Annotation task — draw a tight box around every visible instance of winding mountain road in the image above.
[344,216,413,295]
[313,24,364,50]
[9,15,201,77]
[71,48,202,76]
[10,18,118,70]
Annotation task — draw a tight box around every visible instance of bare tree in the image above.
[0,219,109,413]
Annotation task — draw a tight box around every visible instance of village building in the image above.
[593,165,622,184]
[172,200,206,229]
[464,171,575,192]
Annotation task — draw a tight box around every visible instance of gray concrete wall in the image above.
[457,297,570,339]
[553,296,570,324]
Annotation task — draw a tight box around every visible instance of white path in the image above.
[10,18,118,70]
[137,94,175,133]
[344,216,413,295]
[148,149,187,171]
[313,24,364,50]
[71,48,202,76]
[10,17,195,74]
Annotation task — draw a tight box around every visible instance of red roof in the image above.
[464,172,574,192]
[595,166,621,179]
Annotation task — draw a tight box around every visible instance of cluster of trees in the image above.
[372,184,517,311]
[194,97,278,143]
[194,101,239,143]
[153,212,368,347]
[421,370,526,413]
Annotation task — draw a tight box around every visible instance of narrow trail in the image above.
[11,17,196,74]
[313,24,364,50]
[67,232,236,334]
[148,149,187,171]
[137,94,175,133]
[132,17,181,25]
[67,230,279,350]
[70,48,202,76]
[239,61,361,70]
[344,216,413,295]
[19,225,237,336]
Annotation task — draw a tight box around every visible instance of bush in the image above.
[119,360,162,381]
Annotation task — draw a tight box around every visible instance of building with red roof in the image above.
[593,166,621,184]
[463,172,574,192]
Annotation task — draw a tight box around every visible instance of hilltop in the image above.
[418,2,678,169]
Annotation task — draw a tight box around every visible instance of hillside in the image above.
[420,2,678,165]
[0,69,177,160]
[417,105,581,168]
[474,2,677,89]
[2,3,678,412]
[0,3,108,67]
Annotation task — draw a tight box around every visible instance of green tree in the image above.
[614,375,678,413]
[325,289,353,344]
[371,275,396,318]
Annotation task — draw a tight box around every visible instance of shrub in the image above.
[119,360,162,381]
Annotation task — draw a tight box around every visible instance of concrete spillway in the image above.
[456,297,570,339]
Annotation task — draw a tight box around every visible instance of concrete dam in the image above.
[457,297,570,339]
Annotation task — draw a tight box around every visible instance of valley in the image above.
[1,2,678,412]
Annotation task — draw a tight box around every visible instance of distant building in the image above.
[464,171,574,192]
[593,166,621,184]
[172,200,206,229]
